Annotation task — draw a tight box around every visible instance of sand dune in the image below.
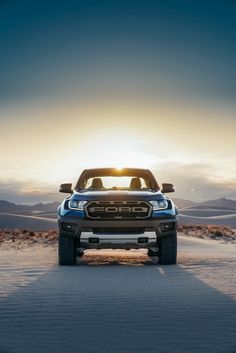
[180,208,236,217]
[179,212,236,227]
[178,204,236,227]
[0,212,57,231]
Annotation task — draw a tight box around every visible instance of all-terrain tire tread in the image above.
[58,233,76,265]
[158,232,177,265]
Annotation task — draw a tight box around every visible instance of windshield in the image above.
[76,168,159,191]
[84,176,151,191]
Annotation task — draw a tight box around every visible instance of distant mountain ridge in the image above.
[0,200,60,212]
[171,198,236,210]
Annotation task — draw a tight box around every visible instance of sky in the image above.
[0,0,236,203]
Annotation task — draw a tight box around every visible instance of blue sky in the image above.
[1,0,236,103]
[0,0,236,203]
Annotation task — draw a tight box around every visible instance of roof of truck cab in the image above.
[82,167,151,173]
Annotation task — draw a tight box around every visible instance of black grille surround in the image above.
[85,201,152,220]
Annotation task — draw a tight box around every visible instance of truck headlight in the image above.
[68,200,87,210]
[149,200,168,210]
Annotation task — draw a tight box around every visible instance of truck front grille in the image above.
[85,201,151,220]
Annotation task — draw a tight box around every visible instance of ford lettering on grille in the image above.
[85,201,151,219]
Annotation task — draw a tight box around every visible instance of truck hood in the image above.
[71,190,165,201]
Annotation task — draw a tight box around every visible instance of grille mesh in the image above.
[85,201,151,219]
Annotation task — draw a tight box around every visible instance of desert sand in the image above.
[0,233,235,353]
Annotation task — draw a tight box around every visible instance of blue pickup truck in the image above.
[58,168,178,265]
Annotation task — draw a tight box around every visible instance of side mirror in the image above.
[161,183,175,193]
[59,183,73,193]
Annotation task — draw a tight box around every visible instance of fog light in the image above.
[160,223,174,232]
[61,222,76,232]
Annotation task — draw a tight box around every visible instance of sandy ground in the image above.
[0,234,236,353]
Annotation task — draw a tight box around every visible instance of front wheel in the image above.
[58,232,77,266]
[157,232,177,265]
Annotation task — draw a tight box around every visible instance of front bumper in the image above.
[58,216,178,237]
[80,232,158,249]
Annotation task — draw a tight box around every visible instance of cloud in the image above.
[0,180,63,204]
[0,162,236,204]
[153,162,236,202]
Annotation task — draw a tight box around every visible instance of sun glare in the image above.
[41,132,159,184]
[75,133,157,169]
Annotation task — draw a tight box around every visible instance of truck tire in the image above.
[157,232,177,265]
[58,232,77,265]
